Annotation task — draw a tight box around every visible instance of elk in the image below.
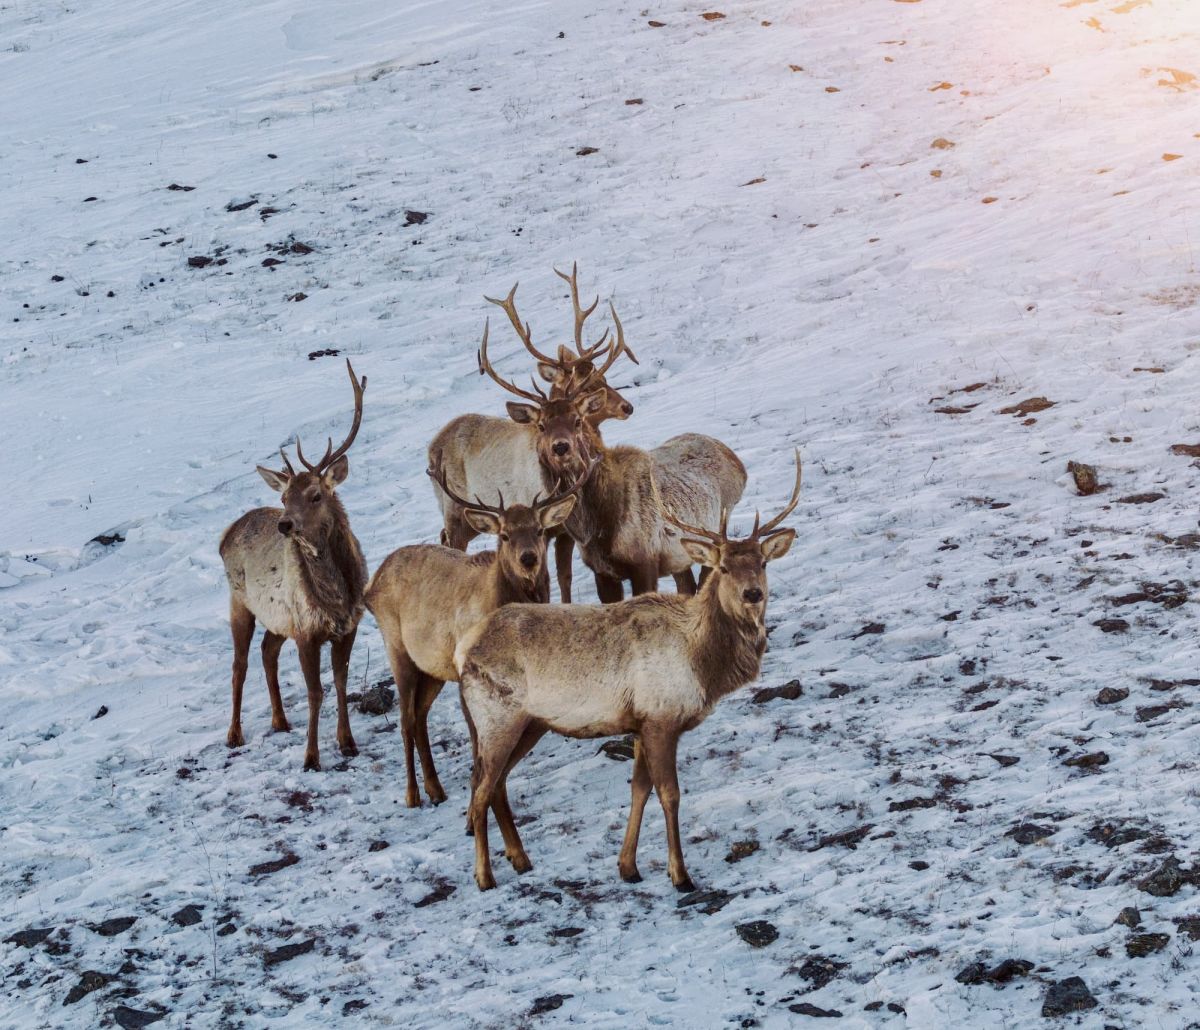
[455,452,802,890]
[427,264,637,603]
[479,317,746,602]
[219,360,369,771]
[364,462,592,808]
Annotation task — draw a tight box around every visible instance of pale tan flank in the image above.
[363,464,589,808]
[455,453,802,890]
[218,361,369,771]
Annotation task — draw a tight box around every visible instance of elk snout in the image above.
[551,440,571,457]
[742,587,763,604]
[277,518,294,536]
[519,551,538,570]
[620,400,633,417]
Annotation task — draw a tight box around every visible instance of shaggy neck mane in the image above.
[688,576,766,706]
[293,497,366,636]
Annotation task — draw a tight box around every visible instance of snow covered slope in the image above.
[2,0,1199,1025]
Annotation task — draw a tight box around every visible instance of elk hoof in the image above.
[339,740,358,758]
[405,790,421,809]
[271,718,291,733]
[508,852,533,874]
[464,819,475,837]
[226,728,245,748]
[619,867,643,884]
[672,875,697,894]
[427,784,447,805]
[475,871,496,891]
[303,755,321,772]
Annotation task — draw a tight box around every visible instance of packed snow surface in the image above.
[2,0,1200,1026]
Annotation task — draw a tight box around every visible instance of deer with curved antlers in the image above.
[365,461,592,807]
[219,360,369,771]
[427,265,637,602]
[455,453,802,890]
[479,313,746,602]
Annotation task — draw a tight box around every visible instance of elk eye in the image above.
[309,493,321,505]
[499,532,509,542]
[537,422,545,432]
[574,417,582,428]
[719,565,729,574]
[761,560,768,569]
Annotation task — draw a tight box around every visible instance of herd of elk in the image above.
[219,265,801,891]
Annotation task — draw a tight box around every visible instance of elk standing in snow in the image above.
[365,462,591,807]
[479,316,745,601]
[219,361,369,771]
[428,265,637,602]
[455,452,801,890]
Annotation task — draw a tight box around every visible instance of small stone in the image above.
[90,916,136,937]
[1136,705,1171,723]
[1067,461,1099,495]
[1096,687,1128,705]
[92,705,108,719]
[909,860,930,871]
[736,920,779,948]
[1116,492,1165,505]
[725,839,760,863]
[998,396,1054,416]
[550,926,584,938]
[1114,907,1142,928]
[414,881,456,908]
[530,994,572,1015]
[171,904,202,927]
[249,852,298,877]
[1093,618,1129,633]
[1139,856,1186,897]
[809,824,874,851]
[1063,751,1109,769]
[987,753,1020,767]
[111,1007,165,1029]
[5,927,54,947]
[357,682,395,715]
[1173,916,1200,940]
[752,680,802,703]
[65,971,110,1005]
[575,146,598,156]
[402,210,428,226]
[1040,977,1097,1017]
[263,938,316,966]
[889,796,937,812]
[788,1003,844,1018]
[1125,932,1170,957]
[367,840,389,853]
[187,255,213,268]
[676,889,732,914]
[1006,823,1056,845]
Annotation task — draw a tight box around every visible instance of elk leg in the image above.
[387,644,423,808]
[492,723,547,873]
[226,602,255,748]
[261,631,290,732]
[468,720,529,891]
[631,566,659,597]
[618,737,652,883]
[554,533,575,604]
[673,568,697,596]
[642,723,694,892]
[415,675,447,805]
[330,627,358,758]
[595,573,624,604]
[295,636,325,772]
[460,689,480,834]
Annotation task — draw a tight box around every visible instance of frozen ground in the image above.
[2,0,1200,1025]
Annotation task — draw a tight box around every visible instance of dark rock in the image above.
[989,959,1033,983]
[290,241,314,254]
[1116,492,1165,505]
[735,920,778,948]
[810,824,874,851]
[90,917,136,937]
[262,257,284,267]
[1093,618,1128,633]
[1006,823,1056,845]
[186,255,212,268]
[285,791,313,811]
[1125,932,1169,957]
[65,971,110,1005]
[1096,687,1128,705]
[956,963,988,985]
[788,1003,843,1018]
[597,735,635,761]
[676,889,732,914]
[249,852,299,877]
[414,881,456,908]
[226,198,258,212]
[550,927,584,938]
[792,954,846,992]
[1063,751,1109,769]
[909,860,930,871]
[51,274,65,281]
[5,927,54,948]
[1040,977,1097,1017]
[307,348,340,361]
[752,680,802,704]
[1136,705,1172,723]
[171,905,202,927]
[90,532,125,548]
[1114,907,1141,928]
[1087,822,1150,849]
[166,183,194,191]
[1067,461,1099,495]
[887,1003,906,1015]
[1170,443,1200,457]
[93,705,108,719]
[575,147,599,156]
[998,396,1055,416]
[530,994,572,1016]
[368,840,389,853]
[216,923,237,937]
[725,840,759,863]
[263,938,316,966]
[342,1000,368,1016]
[852,621,885,639]
[987,753,1020,767]
[111,1007,165,1029]
[287,292,307,302]
[889,796,937,812]
[1139,856,1186,897]
[1173,916,1200,940]
[403,210,429,226]
[357,683,395,715]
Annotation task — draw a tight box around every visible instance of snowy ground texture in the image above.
[3,0,1200,1025]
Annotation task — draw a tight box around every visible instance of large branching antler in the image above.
[554,262,613,359]
[427,463,506,516]
[750,449,802,540]
[295,359,367,474]
[664,450,802,545]
[476,319,548,404]
[484,283,560,365]
[592,302,639,377]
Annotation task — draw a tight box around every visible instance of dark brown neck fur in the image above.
[688,576,767,706]
[293,496,367,638]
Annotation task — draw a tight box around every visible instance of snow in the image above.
[2,0,1200,1025]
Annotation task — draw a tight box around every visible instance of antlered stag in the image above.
[364,464,589,807]
[455,453,802,890]
[428,265,636,602]
[479,319,745,601]
[219,360,369,771]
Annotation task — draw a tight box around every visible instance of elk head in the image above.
[478,321,606,485]
[482,263,637,425]
[664,451,801,623]
[427,459,595,587]
[256,359,367,555]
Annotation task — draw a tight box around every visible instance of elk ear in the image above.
[578,390,607,417]
[463,509,503,536]
[257,466,290,493]
[536,362,559,384]
[322,455,349,488]
[760,529,796,562]
[537,494,577,530]
[681,538,720,568]
[506,402,538,425]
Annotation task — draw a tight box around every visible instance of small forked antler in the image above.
[750,449,803,540]
[531,454,599,513]
[477,319,548,404]
[664,450,802,545]
[295,359,367,474]
[427,463,506,516]
[484,283,560,366]
[592,302,639,377]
